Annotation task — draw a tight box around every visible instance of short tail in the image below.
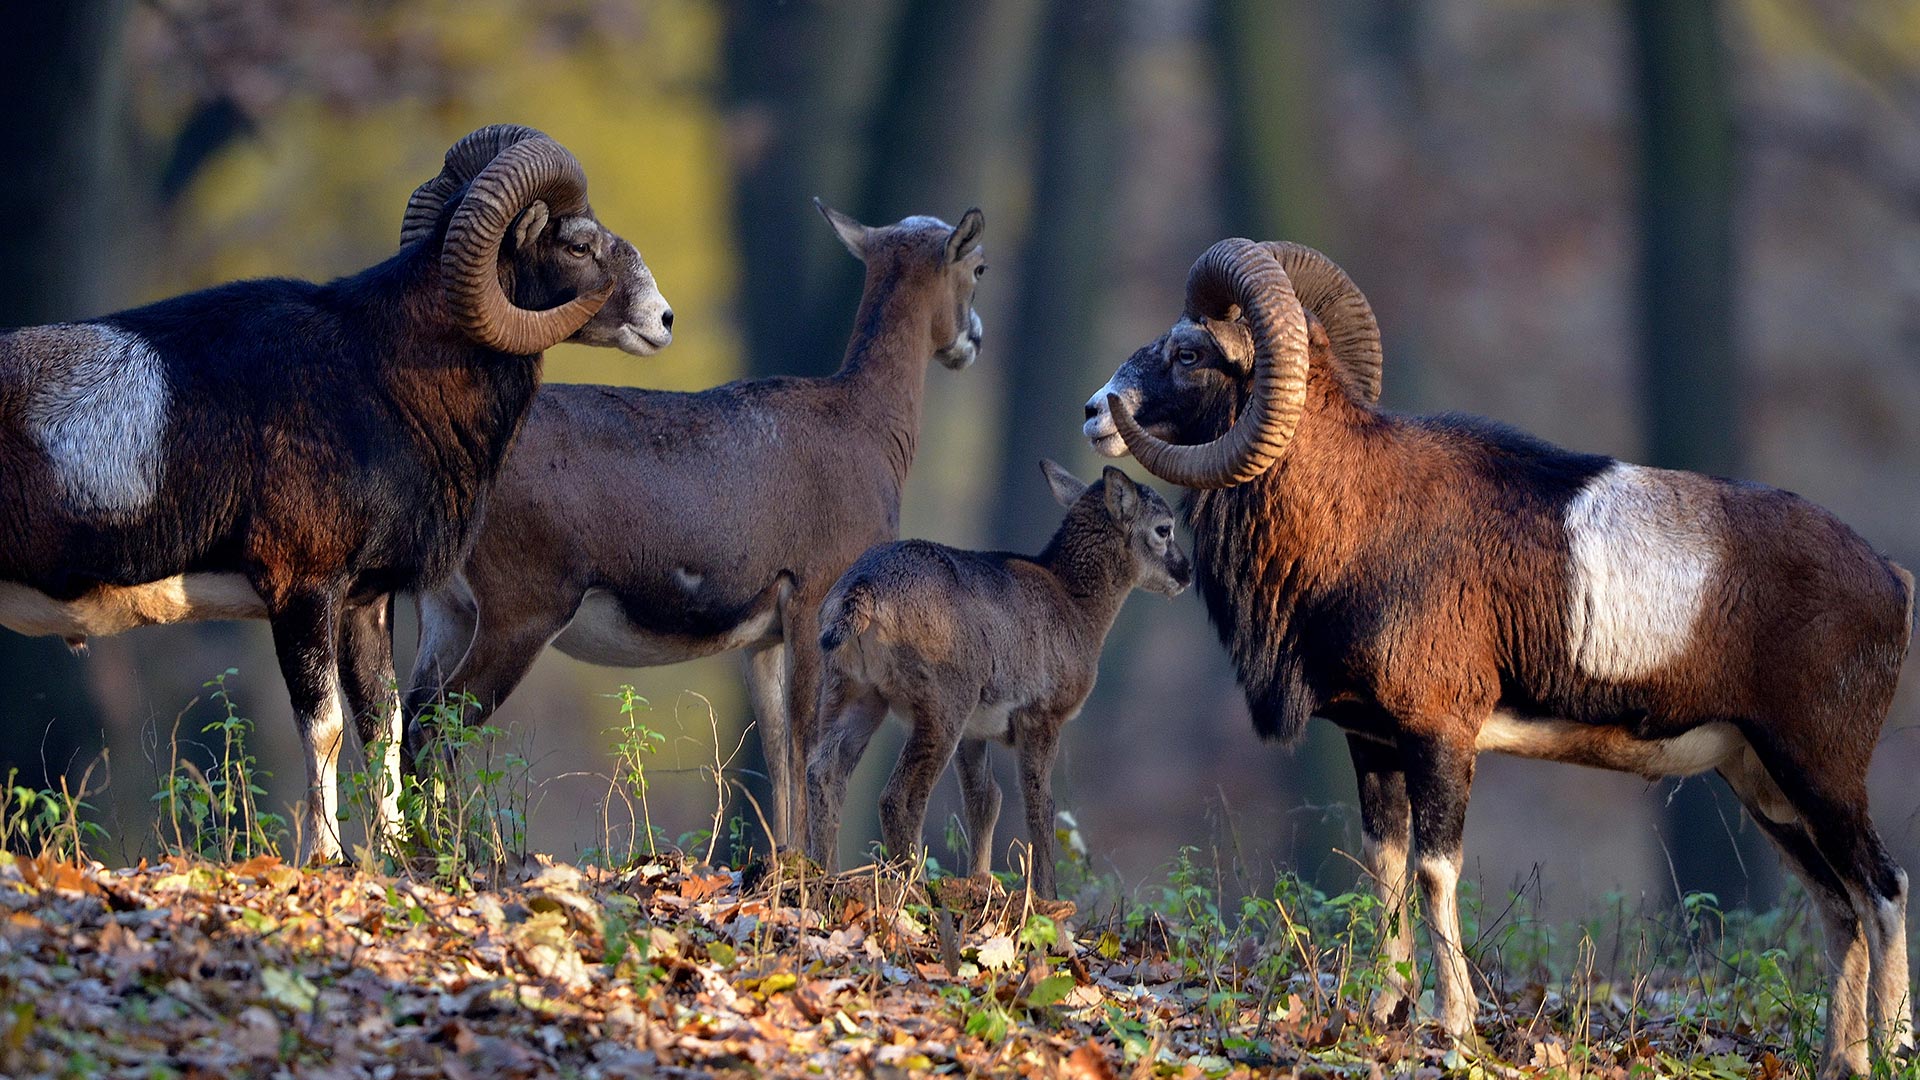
[819,580,874,653]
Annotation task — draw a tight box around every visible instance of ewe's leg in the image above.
[744,642,793,846]
[1402,728,1477,1038]
[878,700,967,874]
[1721,750,1871,1077]
[407,585,476,722]
[1349,732,1414,1027]
[407,598,575,761]
[783,596,827,843]
[339,595,402,844]
[955,738,1002,878]
[1015,718,1063,899]
[269,588,347,864]
[804,675,886,869]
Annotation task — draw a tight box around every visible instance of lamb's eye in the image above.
[1154,523,1173,540]
[567,243,592,258]
[1175,348,1199,366]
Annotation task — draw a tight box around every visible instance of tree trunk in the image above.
[989,1,1121,547]
[0,0,127,792]
[1628,0,1771,908]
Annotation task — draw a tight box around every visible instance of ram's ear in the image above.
[511,200,551,251]
[946,207,984,263]
[1102,466,1140,519]
[1041,459,1087,508]
[816,198,871,261]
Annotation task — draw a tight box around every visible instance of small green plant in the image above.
[1,763,107,861]
[152,670,285,862]
[602,685,665,864]
[376,692,531,890]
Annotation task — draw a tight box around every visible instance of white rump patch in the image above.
[1563,462,1721,680]
[20,325,169,516]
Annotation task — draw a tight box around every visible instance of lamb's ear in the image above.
[946,208,984,263]
[815,198,871,261]
[512,200,551,251]
[1102,466,1139,518]
[1041,459,1087,508]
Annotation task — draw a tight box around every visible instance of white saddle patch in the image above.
[18,324,170,517]
[1563,462,1722,680]
[0,574,266,643]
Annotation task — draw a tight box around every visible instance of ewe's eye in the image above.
[1175,347,1199,367]
[567,242,592,259]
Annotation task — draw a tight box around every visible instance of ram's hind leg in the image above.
[1721,748,1870,1078]
[1744,729,1910,1075]
[1348,732,1415,1028]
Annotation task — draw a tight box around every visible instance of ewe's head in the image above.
[1042,460,1191,598]
[1083,241,1381,489]
[402,125,673,357]
[816,200,986,370]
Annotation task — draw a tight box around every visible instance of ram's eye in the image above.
[1175,347,1199,366]
[973,264,987,279]
[567,242,592,258]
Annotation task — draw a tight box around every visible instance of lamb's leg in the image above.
[268,587,347,865]
[1014,718,1063,899]
[878,698,967,874]
[743,642,792,846]
[1348,732,1414,1028]
[804,673,886,869]
[339,595,403,847]
[1402,726,1477,1038]
[954,737,1001,878]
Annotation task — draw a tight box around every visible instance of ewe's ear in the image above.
[1102,466,1139,519]
[815,198,871,261]
[946,208,984,263]
[1041,459,1087,508]
[512,200,551,251]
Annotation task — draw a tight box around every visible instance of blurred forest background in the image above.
[3,0,1919,921]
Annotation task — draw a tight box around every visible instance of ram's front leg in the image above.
[269,587,347,865]
[1348,732,1414,1028]
[1401,723,1478,1038]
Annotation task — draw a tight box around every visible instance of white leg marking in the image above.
[1417,853,1476,1037]
[20,324,170,516]
[1867,872,1913,1057]
[1564,463,1723,680]
[301,681,346,864]
[1364,832,1415,1024]
[1823,906,1873,1079]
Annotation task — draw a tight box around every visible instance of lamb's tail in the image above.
[1895,561,1915,659]
[819,580,875,653]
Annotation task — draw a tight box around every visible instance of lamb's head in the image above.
[816,200,986,370]
[1042,460,1191,597]
[1084,241,1381,488]
[401,125,673,357]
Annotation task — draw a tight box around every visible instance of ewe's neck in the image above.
[835,268,937,488]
